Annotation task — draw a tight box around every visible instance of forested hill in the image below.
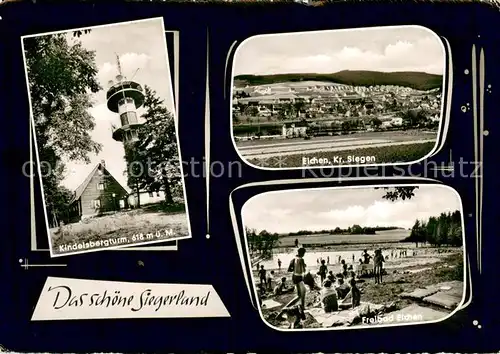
[234,70,443,91]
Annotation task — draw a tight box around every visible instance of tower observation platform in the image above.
[106,55,145,144]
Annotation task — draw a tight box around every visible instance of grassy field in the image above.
[248,141,435,167]
[51,202,189,254]
[234,71,443,91]
[277,229,410,247]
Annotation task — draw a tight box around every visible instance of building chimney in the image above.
[100,160,106,169]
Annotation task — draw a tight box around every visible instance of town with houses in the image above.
[232,81,442,140]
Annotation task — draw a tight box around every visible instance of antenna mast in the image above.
[115,53,123,77]
[130,68,140,81]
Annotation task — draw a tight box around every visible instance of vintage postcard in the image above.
[22,17,191,257]
[231,25,446,169]
[241,185,465,330]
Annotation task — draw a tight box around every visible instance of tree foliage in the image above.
[246,227,280,259]
[371,117,382,128]
[125,86,182,204]
[377,186,419,202]
[24,32,101,226]
[405,211,462,247]
[400,109,430,128]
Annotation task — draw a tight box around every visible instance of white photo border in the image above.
[228,25,453,171]
[23,18,190,256]
[229,179,472,332]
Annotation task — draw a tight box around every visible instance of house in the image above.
[282,122,308,138]
[257,106,272,117]
[381,121,392,129]
[128,190,167,208]
[67,160,129,220]
[254,86,272,95]
[67,160,170,221]
[390,117,404,126]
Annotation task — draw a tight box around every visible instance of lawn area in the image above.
[51,202,189,255]
[248,141,436,167]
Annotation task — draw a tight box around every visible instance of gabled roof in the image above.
[68,161,129,204]
[69,164,100,204]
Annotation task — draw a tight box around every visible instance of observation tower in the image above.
[106,54,144,144]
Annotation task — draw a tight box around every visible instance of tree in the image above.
[341,121,352,133]
[350,224,363,234]
[246,228,280,259]
[245,106,259,116]
[377,186,419,202]
[45,185,73,226]
[281,103,295,118]
[408,219,426,247]
[125,86,182,205]
[371,117,382,128]
[401,109,428,128]
[405,211,462,247]
[24,32,101,226]
[426,216,438,245]
[294,101,306,117]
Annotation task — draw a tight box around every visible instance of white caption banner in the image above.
[32,277,231,321]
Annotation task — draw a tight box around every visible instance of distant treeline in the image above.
[234,70,443,91]
[246,228,280,259]
[404,210,462,247]
[286,225,400,236]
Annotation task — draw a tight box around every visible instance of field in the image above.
[278,229,410,247]
[247,141,436,168]
[51,203,189,255]
[234,71,443,91]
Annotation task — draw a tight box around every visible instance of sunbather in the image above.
[320,279,339,312]
[334,274,350,300]
[274,277,294,296]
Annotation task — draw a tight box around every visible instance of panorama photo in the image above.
[242,185,465,330]
[232,26,445,169]
[23,18,190,257]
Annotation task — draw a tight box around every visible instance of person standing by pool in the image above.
[341,259,348,276]
[318,259,328,285]
[277,258,282,271]
[294,238,299,248]
[290,247,307,320]
[258,265,267,287]
[362,250,372,264]
[374,249,385,284]
[267,270,275,291]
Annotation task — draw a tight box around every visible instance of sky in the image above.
[233,26,445,76]
[242,186,461,234]
[29,18,175,191]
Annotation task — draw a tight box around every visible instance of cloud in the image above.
[97,52,152,88]
[242,186,461,234]
[234,27,444,75]
[50,19,176,193]
[61,103,128,191]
